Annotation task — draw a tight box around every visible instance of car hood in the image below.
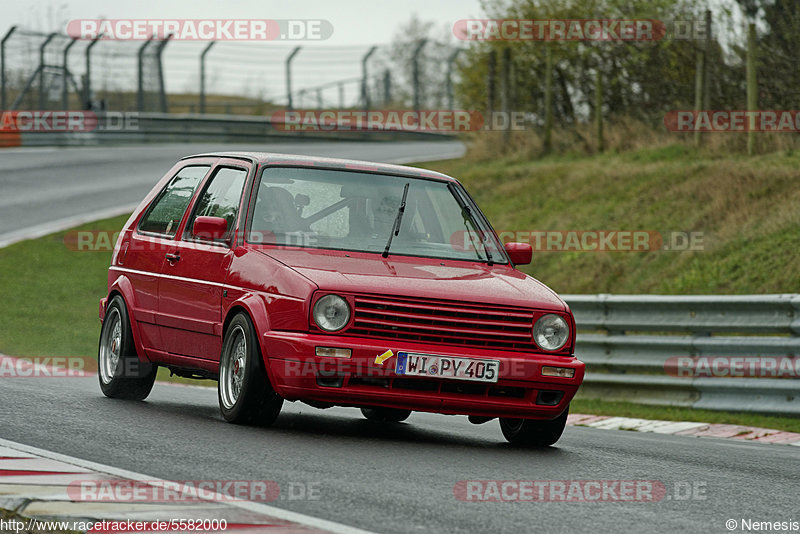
[256,248,566,311]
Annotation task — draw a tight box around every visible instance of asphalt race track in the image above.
[0,376,798,533]
[0,141,466,246]
[1,142,798,533]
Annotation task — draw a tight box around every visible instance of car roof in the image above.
[181,151,457,182]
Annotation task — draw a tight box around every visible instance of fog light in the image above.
[541,366,575,378]
[315,347,352,358]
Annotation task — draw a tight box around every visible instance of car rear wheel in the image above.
[499,405,569,447]
[360,407,412,423]
[218,312,283,425]
[98,295,157,400]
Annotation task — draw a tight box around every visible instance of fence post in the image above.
[543,43,553,154]
[38,33,57,111]
[360,45,377,111]
[595,70,604,152]
[487,49,496,117]
[199,41,215,114]
[61,38,78,109]
[446,48,461,110]
[383,70,391,106]
[412,39,427,113]
[746,23,757,156]
[501,47,512,145]
[84,34,102,109]
[1,26,17,112]
[286,46,301,111]
[137,38,153,112]
[693,10,711,147]
[155,35,172,113]
[702,10,711,110]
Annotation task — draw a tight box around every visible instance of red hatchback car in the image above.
[98,152,584,446]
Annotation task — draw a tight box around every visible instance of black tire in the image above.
[218,312,283,425]
[360,407,412,423]
[98,295,157,400]
[499,405,569,447]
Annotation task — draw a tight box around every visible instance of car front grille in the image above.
[349,294,539,351]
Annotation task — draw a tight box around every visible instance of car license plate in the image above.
[395,352,500,383]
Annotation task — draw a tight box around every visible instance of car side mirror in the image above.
[193,216,228,241]
[505,242,532,265]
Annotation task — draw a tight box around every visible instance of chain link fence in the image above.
[0,27,463,115]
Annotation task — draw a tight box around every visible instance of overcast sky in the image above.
[0,0,488,104]
[1,0,486,45]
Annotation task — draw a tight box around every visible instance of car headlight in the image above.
[312,294,351,332]
[533,314,570,351]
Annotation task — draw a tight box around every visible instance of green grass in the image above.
[0,214,208,386]
[422,144,800,294]
[570,398,800,433]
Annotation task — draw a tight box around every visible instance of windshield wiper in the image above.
[448,183,494,265]
[382,182,410,258]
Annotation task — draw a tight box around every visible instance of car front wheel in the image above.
[98,295,157,400]
[499,406,569,447]
[218,312,283,425]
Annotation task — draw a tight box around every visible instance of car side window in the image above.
[138,165,210,237]
[186,167,248,242]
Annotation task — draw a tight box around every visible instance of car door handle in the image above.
[165,252,180,263]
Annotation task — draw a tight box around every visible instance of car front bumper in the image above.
[262,331,584,420]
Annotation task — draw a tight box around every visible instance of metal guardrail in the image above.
[563,294,800,416]
[15,112,458,147]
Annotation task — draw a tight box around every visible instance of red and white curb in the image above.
[568,414,800,446]
[0,438,373,534]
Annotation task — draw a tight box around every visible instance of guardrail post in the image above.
[137,37,153,112]
[285,46,301,111]
[412,39,426,114]
[199,41,215,114]
[1,26,18,112]
[39,33,57,111]
[360,46,377,111]
[155,34,172,113]
[61,37,78,109]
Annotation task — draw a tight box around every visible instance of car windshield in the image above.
[248,166,508,263]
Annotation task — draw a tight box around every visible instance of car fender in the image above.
[107,275,150,364]
[221,293,282,386]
